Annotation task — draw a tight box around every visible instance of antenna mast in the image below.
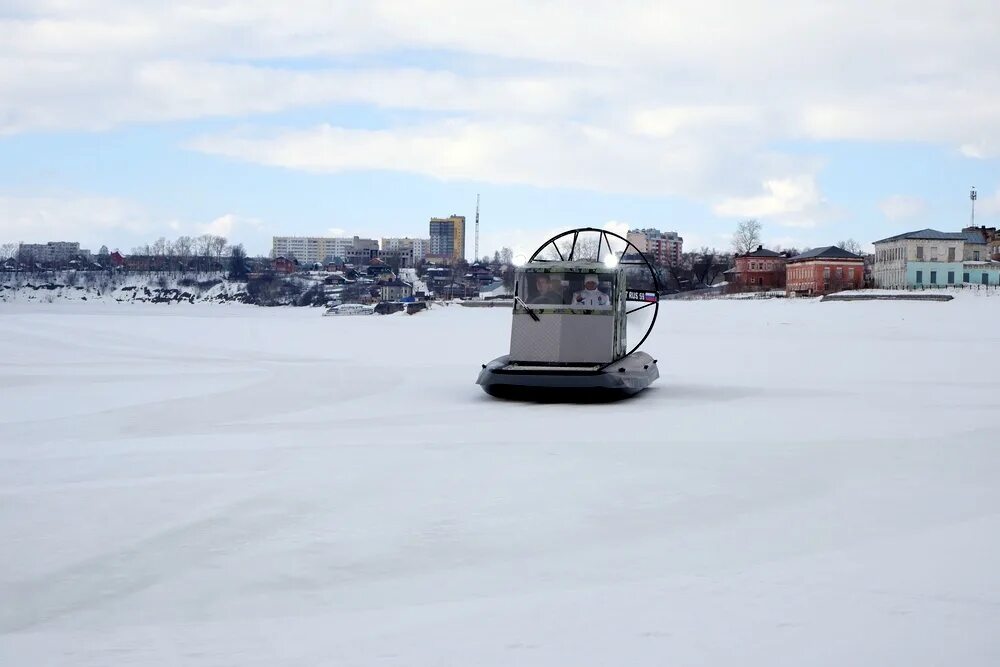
[474,193,480,260]
[971,186,977,227]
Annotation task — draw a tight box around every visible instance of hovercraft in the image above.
[477,228,661,401]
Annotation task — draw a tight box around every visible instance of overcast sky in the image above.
[1,0,998,257]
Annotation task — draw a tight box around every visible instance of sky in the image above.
[1,0,999,259]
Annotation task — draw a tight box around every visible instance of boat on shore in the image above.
[323,303,375,316]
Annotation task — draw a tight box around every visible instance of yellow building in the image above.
[428,215,466,262]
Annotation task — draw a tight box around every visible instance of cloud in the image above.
[2,0,1000,230]
[631,106,760,139]
[878,195,927,221]
[0,193,272,253]
[0,194,152,248]
[712,175,825,227]
[0,59,599,134]
[201,213,262,238]
[2,1,998,153]
[188,119,815,204]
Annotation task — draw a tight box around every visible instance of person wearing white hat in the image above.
[572,274,612,308]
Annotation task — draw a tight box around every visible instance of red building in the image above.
[785,246,865,296]
[272,256,298,274]
[725,246,786,291]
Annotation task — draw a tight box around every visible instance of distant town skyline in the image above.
[2,1,998,259]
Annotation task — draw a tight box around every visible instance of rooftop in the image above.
[740,245,783,258]
[787,246,864,262]
[874,228,966,244]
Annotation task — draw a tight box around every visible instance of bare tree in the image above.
[151,237,169,256]
[837,239,863,255]
[692,247,720,286]
[174,236,193,258]
[0,242,18,261]
[196,234,214,258]
[732,219,762,255]
[500,247,513,266]
[210,236,228,261]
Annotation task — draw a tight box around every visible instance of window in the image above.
[984,273,990,286]
[916,270,923,284]
[947,247,956,262]
[964,272,970,283]
[823,267,831,278]
[916,246,924,260]
[930,271,937,284]
[930,246,938,261]
[947,271,954,284]
[974,251,981,261]
[521,271,613,309]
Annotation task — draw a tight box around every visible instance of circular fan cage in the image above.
[527,227,661,365]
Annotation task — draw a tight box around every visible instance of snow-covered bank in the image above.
[0,272,249,305]
[0,271,337,306]
[1,298,999,665]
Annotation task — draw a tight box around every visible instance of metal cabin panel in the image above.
[509,312,614,363]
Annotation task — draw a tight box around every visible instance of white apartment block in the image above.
[19,241,88,263]
[381,237,430,262]
[272,236,378,264]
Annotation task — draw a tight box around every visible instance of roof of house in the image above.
[962,229,988,244]
[874,228,966,244]
[787,245,865,262]
[740,246,783,258]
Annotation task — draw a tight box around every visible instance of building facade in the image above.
[786,246,865,296]
[725,246,786,291]
[873,228,1000,288]
[272,256,298,274]
[381,237,430,261]
[378,280,413,301]
[626,229,683,266]
[272,236,379,264]
[428,215,466,262]
[380,237,430,267]
[18,241,88,264]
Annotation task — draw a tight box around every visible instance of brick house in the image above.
[786,246,865,296]
[725,246,787,291]
[272,256,298,274]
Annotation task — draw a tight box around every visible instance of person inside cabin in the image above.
[571,274,612,308]
[529,273,564,304]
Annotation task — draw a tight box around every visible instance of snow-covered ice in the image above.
[1,298,999,665]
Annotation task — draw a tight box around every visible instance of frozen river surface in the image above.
[1,297,999,665]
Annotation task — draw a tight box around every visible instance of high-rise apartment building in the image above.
[626,229,683,266]
[428,215,466,262]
